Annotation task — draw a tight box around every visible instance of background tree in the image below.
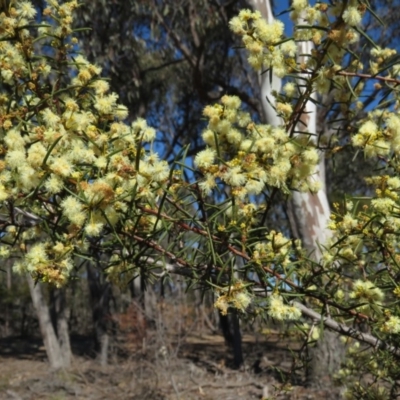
[71,0,262,158]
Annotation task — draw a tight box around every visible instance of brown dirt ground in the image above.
[0,332,342,400]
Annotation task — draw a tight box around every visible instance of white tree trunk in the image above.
[27,275,70,369]
[291,27,331,261]
[248,0,344,388]
[50,288,72,367]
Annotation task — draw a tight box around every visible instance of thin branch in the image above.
[14,207,42,222]
[151,0,196,68]
[294,301,400,358]
[337,71,400,85]
[188,0,201,49]
[142,58,186,75]
[298,69,400,85]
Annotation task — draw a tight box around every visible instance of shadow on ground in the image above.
[0,333,341,400]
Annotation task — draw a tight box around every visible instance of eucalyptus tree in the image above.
[71,0,261,158]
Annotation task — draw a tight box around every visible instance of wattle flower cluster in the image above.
[229,9,296,77]
[0,0,170,286]
[352,110,400,158]
[195,95,320,199]
[214,281,252,315]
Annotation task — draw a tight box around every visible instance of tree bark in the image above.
[290,187,345,388]
[220,310,243,368]
[27,275,70,369]
[86,262,112,366]
[50,288,72,367]
[5,261,12,336]
[306,330,346,389]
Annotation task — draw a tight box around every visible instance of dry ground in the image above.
[0,332,342,400]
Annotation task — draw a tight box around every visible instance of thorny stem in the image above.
[137,204,370,322]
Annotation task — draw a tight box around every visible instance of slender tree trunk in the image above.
[220,310,243,368]
[86,262,112,367]
[218,233,244,368]
[27,275,70,369]
[50,288,72,366]
[5,263,12,336]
